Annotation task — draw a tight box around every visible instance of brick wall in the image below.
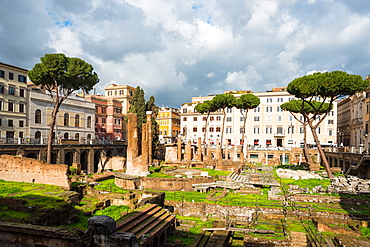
[0,155,71,189]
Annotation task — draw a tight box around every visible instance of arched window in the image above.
[75,133,79,140]
[35,110,41,124]
[64,132,69,139]
[75,114,79,127]
[35,131,41,139]
[87,116,92,128]
[64,113,69,126]
[87,134,91,139]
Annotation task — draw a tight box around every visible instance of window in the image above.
[8,119,13,127]
[254,107,260,112]
[0,119,2,126]
[278,115,282,121]
[19,120,24,127]
[0,101,2,110]
[329,129,333,136]
[227,108,232,113]
[288,126,294,134]
[20,88,25,97]
[277,106,283,112]
[101,107,106,114]
[0,70,4,78]
[277,127,283,134]
[250,154,259,159]
[300,127,304,134]
[102,118,106,124]
[64,133,69,139]
[87,116,92,128]
[9,72,14,80]
[193,117,197,121]
[203,116,206,121]
[209,127,214,132]
[75,114,80,127]
[9,87,15,96]
[0,85,4,93]
[254,127,259,134]
[193,127,197,132]
[216,116,221,121]
[253,139,259,145]
[317,127,321,134]
[226,127,232,134]
[183,108,187,113]
[75,133,79,139]
[328,119,334,124]
[226,117,232,122]
[202,127,206,132]
[277,98,283,102]
[266,139,272,145]
[183,117,187,121]
[64,113,69,126]
[289,115,293,122]
[240,116,244,122]
[8,102,13,112]
[254,116,259,121]
[240,127,245,133]
[19,104,24,113]
[266,106,272,112]
[18,75,27,82]
[266,127,272,134]
[266,115,271,122]
[210,116,214,121]
[216,127,221,132]
[267,98,272,103]
[35,110,41,124]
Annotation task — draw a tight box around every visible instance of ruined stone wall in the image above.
[142,177,215,191]
[0,221,86,247]
[166,201,281,218]
[0,155,71,189]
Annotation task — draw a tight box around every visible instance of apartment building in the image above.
[180,88,337,149]
[28,85,96,142]
[84,94,124,141]
[0,62,28,142]
[156,107,181,143]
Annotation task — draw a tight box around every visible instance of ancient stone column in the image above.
[207,139,211,160]
[177,137,182,161]
[141,122,149,166]
[197,137,202,161]
[215,140,222,160]
[186,140,192,162]
[224,139,229,160]
[146,111,153,166]
[126,113,139,174]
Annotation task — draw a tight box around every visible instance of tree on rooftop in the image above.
[234,94,260,156]
[280,99,331,163]
[287,71,368,178]
[211,94,236,148]
[195,100,217,145]
[29,53,99,164]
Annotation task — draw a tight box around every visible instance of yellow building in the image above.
[156,107,180,143]
[0,62,28,142]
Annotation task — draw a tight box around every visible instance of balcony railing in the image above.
[0,138,124,145]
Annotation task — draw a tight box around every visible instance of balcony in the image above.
[274,132,285,137]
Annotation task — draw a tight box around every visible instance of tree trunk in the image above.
[308,120,333,179]
[203,112,210,154]
[220,110,226,152]
[303,122,312,163]
[241,110,248,159]
[47,108,58,164]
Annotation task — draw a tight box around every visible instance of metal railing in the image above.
[0,137,125,145]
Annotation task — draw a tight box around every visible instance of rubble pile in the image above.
[327,176,370,194]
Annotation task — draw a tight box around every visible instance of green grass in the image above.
[94,179,129,194]
[94,205,130,220]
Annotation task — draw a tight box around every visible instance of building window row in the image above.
[0,70,27,83]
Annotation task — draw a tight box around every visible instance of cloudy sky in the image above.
[1,0,370,108]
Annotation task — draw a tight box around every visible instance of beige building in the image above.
[180,88,337,153]
[28,85,96,143]
[0,62,28,143]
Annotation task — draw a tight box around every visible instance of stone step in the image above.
[116,204,160,232]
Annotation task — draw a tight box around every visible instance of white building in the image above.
[180,88,337,150]
[28,85,96,143]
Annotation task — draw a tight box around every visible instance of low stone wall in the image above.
[142,177,216,191]
[0,221,87,247]
[0,155,71,189]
